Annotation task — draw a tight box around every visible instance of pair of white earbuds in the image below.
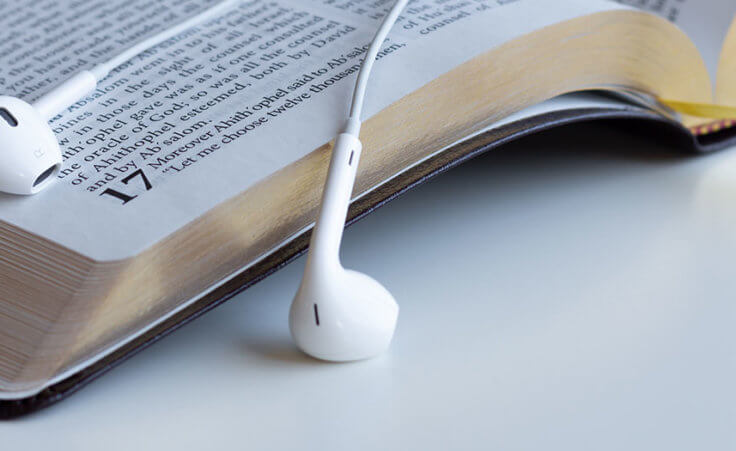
[0,0,408,361]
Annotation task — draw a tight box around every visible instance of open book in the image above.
[2,0,735,417]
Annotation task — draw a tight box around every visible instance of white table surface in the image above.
[3,122,735,450]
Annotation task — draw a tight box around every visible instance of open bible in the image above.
[1,0,735,417]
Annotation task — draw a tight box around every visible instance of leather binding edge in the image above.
[0,105,721,418]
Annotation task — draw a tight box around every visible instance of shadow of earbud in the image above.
[236,337,327,367]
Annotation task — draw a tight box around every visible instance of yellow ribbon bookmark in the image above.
[659,99,736,119]
[658,99,736,136]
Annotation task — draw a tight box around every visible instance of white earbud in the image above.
[0,71,98,195]
[290,0,408,362]
[0,97,62,195]
[289,132,399,362]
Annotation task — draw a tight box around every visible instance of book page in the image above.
[616,0,736,82]
[0,0,624,260]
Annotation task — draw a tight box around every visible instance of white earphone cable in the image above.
[35,0,406,123]
[345,0,409,135]
[33,0,240,119]
[91,0,240,79]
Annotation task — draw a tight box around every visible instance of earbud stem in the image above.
[306,132,363,274]
[33,71,98,120]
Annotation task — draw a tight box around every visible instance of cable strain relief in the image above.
[90,65,110,81]
[343,117,361,136]
[33,71,99,120]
